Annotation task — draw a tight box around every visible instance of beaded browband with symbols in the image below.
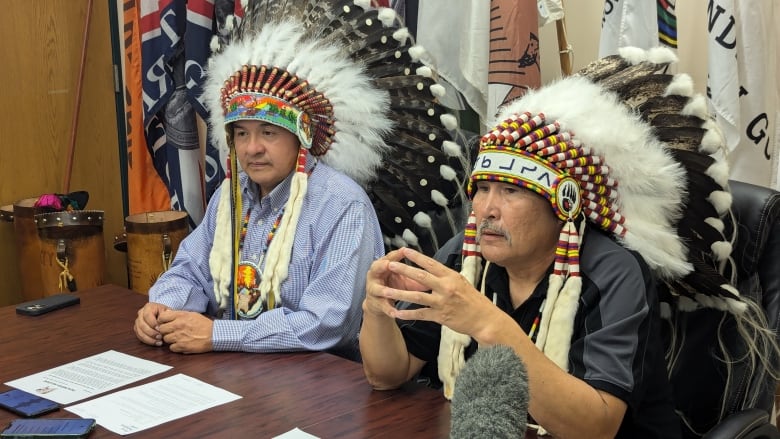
[220,65,333,154]
[473,112,624,236]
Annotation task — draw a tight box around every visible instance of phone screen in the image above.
[0,390,59,418]
[0,418,96,437]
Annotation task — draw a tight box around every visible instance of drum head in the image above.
[125,210,188,234]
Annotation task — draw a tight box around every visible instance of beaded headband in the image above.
[220,65,329,152]
[473,112,623,234]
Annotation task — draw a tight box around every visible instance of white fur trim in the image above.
[440,165,458,181]
[415,65,432,78]
[666,74,693,97]
[660,301,672,319]
[700,125,726,154]
[708,190,732,215]
[402,229,419,246]
[617,46,648,64]
[677,295,699,311]
[682,95,709,119]
[704,217,725,233]
[430,83,446,98]
[440,113,458,130]
[534,274,563,350]
[647,46,678,64]
[413,211,432,227]
[442,140,463,157]
[706,160,730,187]
[542,276,582,371]
[438,325,472,400]
[257,171,308,309]
[459,254,481,286]
[391,234,407,248]
[210,35,220,53]
[392,28,410,45]
[408,45,426,61]
[711,241,732,261]
[377,7,397,27]
[209,182,233,312]
[431,189,448,207]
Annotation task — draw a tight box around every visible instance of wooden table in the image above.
[0,285,451,438]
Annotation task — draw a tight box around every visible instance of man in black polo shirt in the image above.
[359,74,686,438]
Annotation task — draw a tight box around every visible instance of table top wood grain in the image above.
[0,285,451,438]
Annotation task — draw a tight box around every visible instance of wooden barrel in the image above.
[35,210,105,295]
[12,198,45,300]
[0,204,21,303]
[125,210,189,294]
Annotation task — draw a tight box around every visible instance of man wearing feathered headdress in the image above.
[358,46,758,437]
[132,3,396,360]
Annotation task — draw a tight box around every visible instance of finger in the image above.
[392,305,432,322]
[157,309,183,324]
[399,247,450,276]
[143,307,163,331]
[383,248,408,262]
[133,318,159,346]
[386,260,440,291]
[367,249,406,277]
[139,319,161,341]
[382,286,436,308]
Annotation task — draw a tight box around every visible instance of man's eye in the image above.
[262,130,276,136]
[235,131,247,137]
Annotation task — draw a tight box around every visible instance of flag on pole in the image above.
[139,0,223,227]
[599,0,658,58]
[416,0,489,123]
[657,0,677,49]
[124,0,170,215]
[487,0,541,119]
[416,0,540,128]
[185,0,224,219]
[538,0,564,27]
[707,0,779,188]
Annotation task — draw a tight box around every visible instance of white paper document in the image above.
[5,350,172,404]
[65,373,242,435]
[273,428,320,439]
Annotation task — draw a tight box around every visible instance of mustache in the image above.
[476,220,511,245]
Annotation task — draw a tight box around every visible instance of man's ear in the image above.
[225,123,234,148]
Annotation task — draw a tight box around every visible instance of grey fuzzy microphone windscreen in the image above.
[450,344,529,438]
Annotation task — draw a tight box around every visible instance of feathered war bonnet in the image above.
[202,0,468,319]
[202,1,394,318]
[438,47,744,400]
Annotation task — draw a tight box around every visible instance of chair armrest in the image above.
[702,408,780,439]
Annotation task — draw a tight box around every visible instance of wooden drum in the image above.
[0,204,13,223]
[0,204,21,302]
[35,210,105,295]
[12,198,46,300]
[125,210,189,294]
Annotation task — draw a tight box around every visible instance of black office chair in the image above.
[663,180,780,439]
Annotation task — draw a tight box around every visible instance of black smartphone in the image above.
[15,294,80,316]
[0,390,59,418]
[0,418,96,438]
